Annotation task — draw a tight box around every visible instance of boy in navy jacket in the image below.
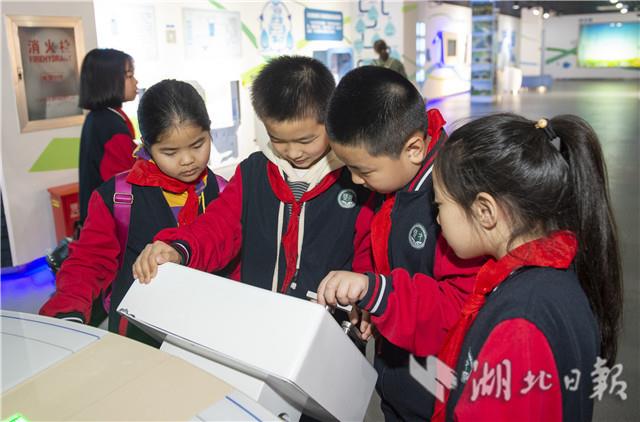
[317,66,485,421]
[133,56,376,302]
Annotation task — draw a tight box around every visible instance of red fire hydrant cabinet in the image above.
[47,182,79,242]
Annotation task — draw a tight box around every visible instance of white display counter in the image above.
[0,310,275,421]
[118,263,378,421]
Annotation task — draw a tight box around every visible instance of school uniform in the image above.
[356,109,485,421]
[78,107,136,224]
[40,159,224,347]
[156,145,376,299]
[433,231,598,422]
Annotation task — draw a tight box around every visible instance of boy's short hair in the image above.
[79,48,132,110]
[326,66,426,157]
[251,55,335,123]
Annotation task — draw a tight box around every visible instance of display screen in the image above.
[578,22,640,68]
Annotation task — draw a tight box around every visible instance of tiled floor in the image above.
[364,79,639,421]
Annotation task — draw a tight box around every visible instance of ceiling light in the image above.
[532,8,540,16]
[543,12,550,19]
[513,4,520,10]
[621,7,628,13]
[616,2,624,8]
[609,0,618,3]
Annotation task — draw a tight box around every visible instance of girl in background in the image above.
[41,80,229,347]
[78,48,138,225]
[431,113,622,421]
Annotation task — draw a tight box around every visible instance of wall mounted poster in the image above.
[5,15,85,132]
[304,8,343,41]
[183,8,242,60]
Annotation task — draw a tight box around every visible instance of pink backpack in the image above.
[103,171,228,310]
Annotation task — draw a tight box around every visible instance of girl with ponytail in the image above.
[431,113,622,421]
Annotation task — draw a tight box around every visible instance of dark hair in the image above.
[137,79,211,148]
[78,48,132,110]
[326,66,426,157]
[373,39,388,54]
[434,113,622,362]
[251,55,335,123]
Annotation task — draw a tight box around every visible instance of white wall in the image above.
[93,0,364,180]
[93,0,412,169]
[519,7,543,77]
[352,0,407,68]
[402,1,418,80]
[543,12,639,79]
[417,1,471,100]
[1,1,98,265]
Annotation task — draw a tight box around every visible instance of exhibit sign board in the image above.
[305,8,343,41]
[5,15,85,133]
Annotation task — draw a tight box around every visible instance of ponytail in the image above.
[551,115,622,363]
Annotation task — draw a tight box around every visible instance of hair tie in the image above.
[535,118,561,151]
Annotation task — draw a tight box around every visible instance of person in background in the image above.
[41,80,230,347]
[372,39,407,78]
[77,48,138,226]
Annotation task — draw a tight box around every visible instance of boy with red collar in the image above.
[133,57,376,304]
[316,66,485,421]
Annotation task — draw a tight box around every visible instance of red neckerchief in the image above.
[432,230,577,421]
[371,193,395,273]
[267,161,342,293]
[370,108,447,274]
[112,107,135,138]
[425,108,446,154]
[126,159,207,227]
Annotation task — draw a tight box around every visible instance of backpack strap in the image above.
[113,171,133,269]
[97,171,133,317]
[215,174,228,193]
[103,171,133,317]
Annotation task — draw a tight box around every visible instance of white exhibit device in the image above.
[118,263,378,421]
[0,310,277,421]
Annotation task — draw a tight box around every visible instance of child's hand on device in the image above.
[132,241,181,283]
[317,270,369,308]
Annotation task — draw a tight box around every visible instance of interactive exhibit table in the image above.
[2,263,377,421]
